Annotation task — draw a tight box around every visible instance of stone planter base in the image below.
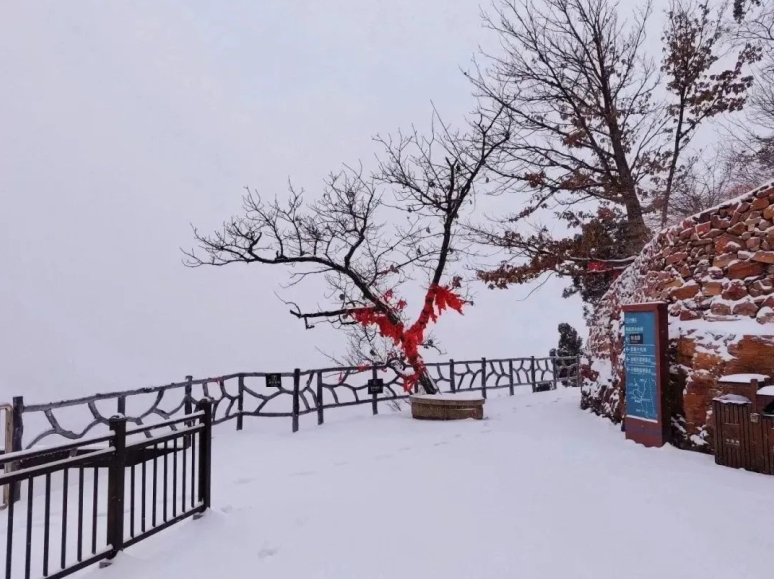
[410,393,485,420]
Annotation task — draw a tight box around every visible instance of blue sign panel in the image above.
[623,310,659,422]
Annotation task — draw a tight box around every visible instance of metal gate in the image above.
[713,399,774,475]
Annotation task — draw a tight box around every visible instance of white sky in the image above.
[6,0,701,402]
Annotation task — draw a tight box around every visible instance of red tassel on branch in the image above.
[346,284,467,392]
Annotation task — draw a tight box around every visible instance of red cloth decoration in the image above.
[348,284,466,392]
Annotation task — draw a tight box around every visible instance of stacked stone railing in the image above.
[584,181,774,452]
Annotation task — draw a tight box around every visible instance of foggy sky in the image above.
[1,0,595,402]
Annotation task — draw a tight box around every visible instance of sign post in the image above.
[622,302,670,448]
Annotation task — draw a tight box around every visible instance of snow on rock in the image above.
[583,182,774,452]
[717,374,769,384]
[713,393,751,404]
[411,393,483,401]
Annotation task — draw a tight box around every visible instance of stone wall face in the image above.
[583,183,774,453]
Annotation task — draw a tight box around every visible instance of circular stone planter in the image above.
[410,392,485,420]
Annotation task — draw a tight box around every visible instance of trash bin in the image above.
[713,375,774,475]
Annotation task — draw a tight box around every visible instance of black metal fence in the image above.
[0,401,212,579]
[0,355,578,576]
[6,356,580,454]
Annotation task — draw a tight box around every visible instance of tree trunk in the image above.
[622,193,651,255]
[418,371,437,395]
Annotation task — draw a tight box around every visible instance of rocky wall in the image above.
[582,182,774,452]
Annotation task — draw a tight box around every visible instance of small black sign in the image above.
[367,378,384,395]
[266,373,282,388]
[629,333,644,345]
[533,382,553,393]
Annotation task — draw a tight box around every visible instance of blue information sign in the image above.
[623,310,659,422]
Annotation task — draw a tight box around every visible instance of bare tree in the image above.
[667,149,765,221]
[471,0,660,255]
[471,0,758,305]
[659,0,759,226]
[186,107,511,393]
[725,1,774,177]
[732,1,773,49]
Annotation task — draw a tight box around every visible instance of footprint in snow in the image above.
[433,441,449,447]
[235,477,254,485]
[290,470,316,477]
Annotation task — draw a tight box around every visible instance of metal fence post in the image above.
[106,415,127,560]
[10,396,23,503]
[371,367,379,416]
[576,354,582,387]
[292,369,300,433]
[449,359,456,393]
[117,396,126,416]
[236,375,245,431]
[184,375,193,416]
[183,376,193,449]
[481,358,487,399]
[530,356,537,392]
[196,399,212,512]
[508,359,514,396]
[1,404,11,508]
[315,372,325,426]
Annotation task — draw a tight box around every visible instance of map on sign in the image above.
[623,310,659,422]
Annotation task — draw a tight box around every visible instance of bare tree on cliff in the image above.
[732,1,773,49]
[658,0,760,225]
[726,0,774,180]
[185,107,511,394]
[668,146,773,221]
[470,0,758,306]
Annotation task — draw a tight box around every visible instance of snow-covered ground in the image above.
[62,388,773,579]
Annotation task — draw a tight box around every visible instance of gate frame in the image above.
[0,403,13,509]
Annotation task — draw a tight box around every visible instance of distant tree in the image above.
[733,0,762,21]
[550,323,584,386]
[658,0,760,226]
[186,107,511,394]
[724,1,774,182]
[667,148,769,223]
[471,0,758,306]
[732,1,771,45]
[556,323,583,357]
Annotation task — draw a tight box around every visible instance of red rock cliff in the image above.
[583,182,774,452]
